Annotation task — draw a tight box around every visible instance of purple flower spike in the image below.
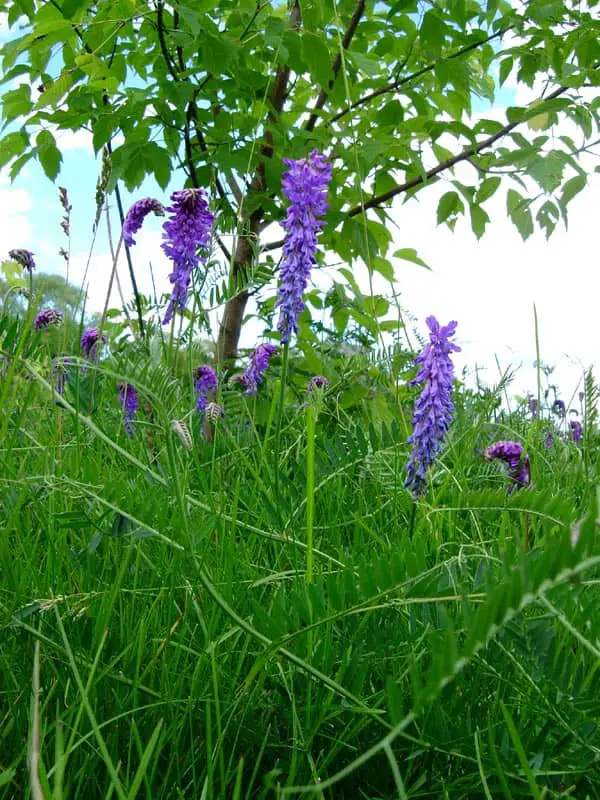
[9,249,35,272]
[527,397,538,418]
[35,308,63,329]
[242,343,278,395]
[570,420,582,443]
[308,375,329,392]
[194,365,218,413]
[552,399,566,418]
[161,189,214,325]
[276,150,332,343]
[545,431,553,449]
[123,197,165,247]
[405,316,460,498]
[81,327,107,361]
[485,440,531,493]
[118,383,139,438]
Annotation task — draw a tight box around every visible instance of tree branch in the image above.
[346,84,569,217]
[328,27,508,128]
[304,0,366,133]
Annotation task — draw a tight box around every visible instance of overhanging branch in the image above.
[328,27,508,128]
[346,83,569,216]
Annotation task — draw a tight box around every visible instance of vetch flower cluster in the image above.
[81,327,107,362]
[161,189,214,325]
[194,365,218,413]
[405,316,460,498]
[570,420,582,442]
[35,308,63,329]
[242,343,278,395]
[122,198,165,247]
[118,383,139,438]
[276,150,332,344]
[307,375,329,392]
[9,249,35,272]
[552,399,566,418]
[485,440,531,493]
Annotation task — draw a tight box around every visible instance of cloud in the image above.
[0,173,34,253]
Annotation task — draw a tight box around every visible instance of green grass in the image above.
[1,311,600,799]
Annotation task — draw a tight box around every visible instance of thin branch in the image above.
[328,27,508,128]
[239,1,271,41]
[346,84,570,217]
[305,0,366,132]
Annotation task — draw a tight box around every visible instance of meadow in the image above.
[1,186,599,799]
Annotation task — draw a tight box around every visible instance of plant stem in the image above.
[306,400,315,584]
[273,342,289,503]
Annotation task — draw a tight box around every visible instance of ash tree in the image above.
[1,0,599,361]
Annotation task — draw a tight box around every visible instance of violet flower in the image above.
[123,197,165,247]
[242,343,278,395]
[570,420,582,442]
[161,189,214,325]
[35,308,63,329]
[552,399,566,418]
[485,440,531,493]
[545,431,553,449]
[527,397,537,418]
[275,150,332,343]
[308,375,329,392]
[405,316,460,498]
[118,383,139,438]
[81,327,107,362]
[9,249,35,272]
[193,365,218,413]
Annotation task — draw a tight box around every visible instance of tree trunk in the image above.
[215,217,261,365]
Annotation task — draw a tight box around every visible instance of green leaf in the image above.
[498,57,513,87]
[61,0,87,19]
[36,129,62,180]
[476,177,501,204]
[528,152,565,194]
[372,257,395,282]
[2,85,32,122]
[469,204,489,239]
[392,248,429,270]
[0,130,28,168]
[559,174,586,220]
[437,191,463,225]
[364,295,389,317]
[34,71,75,109]
[302,33,333,91]
[536,200,559,239]
[506,189,533,240]
[420,11,447,54]
[348,50,380,77]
